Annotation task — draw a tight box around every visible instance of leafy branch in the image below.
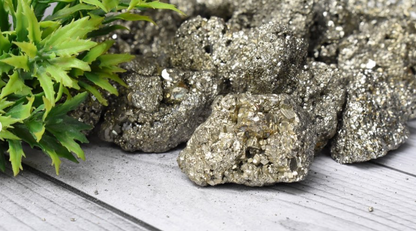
[0,0,183,176]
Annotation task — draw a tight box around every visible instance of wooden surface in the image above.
[0,120,415,230]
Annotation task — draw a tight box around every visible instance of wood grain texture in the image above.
[20,124,416,231]
[373,119,416,176]
[0,168,150,231]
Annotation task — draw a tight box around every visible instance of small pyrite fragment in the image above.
[330,71,411,163]
[99,61,221,152]
[178,93,316,186]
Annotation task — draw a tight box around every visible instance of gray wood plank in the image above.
[0,168,151,231]
[372,119,416,175]
[21,131,416,231]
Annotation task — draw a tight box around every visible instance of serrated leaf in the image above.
[0,55,29,71]
[85,72,118,95]
[47,92,89,118]
[82,40,114,63]
[87,25,128,38]
[44,148,61,175]
[127,0,139,11]
[14,0,28,42]
[50,57,91,72]
[13,42,37,58]
[24,112,45,142]
[78,81,108,105]
[50,130,85,160]
[103,13,155,24]
[22,2,42,44]
[39,21,61,39]
[98,54,134,68]
[0,130,21,141]
[45,65,79,89]
[0,99,14,112]
[42,16,102,48]
[0,72,32,99]
[35,69,56,104]
[8,140,25,176]
[102,0,118,12]
[44,4,96,21]
[136,1,185,15]
[39,132,78,164]
[42,96,53,120]
[0,30,11,53]
[6,96,34,121]
[82,0,106,11]
[53,39,97,57]
[94,70,127,87]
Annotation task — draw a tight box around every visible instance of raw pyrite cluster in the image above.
[74,0,415,186]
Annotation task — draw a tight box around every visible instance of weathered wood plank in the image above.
[372,119,416,175]
[21,132,416,231]
[0,168,152,231]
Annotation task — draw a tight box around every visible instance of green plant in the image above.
[0,0,183,176]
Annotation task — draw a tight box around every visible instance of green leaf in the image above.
[42,16,102,48]
[82,40,114,63]
[14,0,28,42]
[136,1,185,16]
[13,42,37,58]
[82,0,106,11]
[35,69,56,104]
[94,70,127,87]
[127,0,139,11]
[44,4,96,21]
[98,54,135,68]
[0,55,29,71]
[50,57,91,72]
[102,0,119,12]
[85,72,118,95]
[39,21,61,39]
[47,92,89,118]
[39,132,78,165]
[0,72,32,99]
[48,127,86,160]
[22,1,42,44]
[25,116,45,142]
[87,25,128,38]
[0,31,11,54]
[6,96,34,121]
[45,65,79,89]
[103,12,155,24]
[53,39,97,57]
[78,81,108,105]
[8,140,25,176]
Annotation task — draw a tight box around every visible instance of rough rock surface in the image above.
[99,57,221,152]
[330,71,412,163]
[170,16,308,94]
[279,61,348,152]
[227,0,314,38]
[213,23,307,94]
[178,93,316,186]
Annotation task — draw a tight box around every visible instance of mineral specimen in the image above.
[177,93,316,186]
[99,61,222,152]
[169,16,227,71]
[330,70,412,163]
[213,22,308,94]
[226,0,314,39]
[278,61,348,152]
